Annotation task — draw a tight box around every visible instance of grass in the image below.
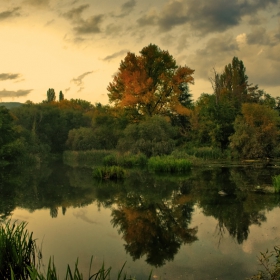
[93,166,126,180]
[148,155,192,173]
[1,220,152,280]
[272,175,280,193]
[103,152,147,168]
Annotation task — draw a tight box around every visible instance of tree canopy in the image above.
[107,44,194,119]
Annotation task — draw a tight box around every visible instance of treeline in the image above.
[1,44,280,166]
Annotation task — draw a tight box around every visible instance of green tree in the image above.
[229,103,280,158]
[47,88,56,102]
[117,115,178,157]
[0,106,24,165]
[59,91,64,101]
[108,44,194,119]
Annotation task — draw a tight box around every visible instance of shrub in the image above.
[148,156,191,173]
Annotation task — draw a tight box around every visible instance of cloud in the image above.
[137,10,157,26]
[0,89,33,98]
[0,73,21,81]
[0,7,21,21]
[102,49,129,62]
[23,0,50,7]
[247,27,279,46]
[187,34,239,79]
[137,0,279,35]
[71,71,94,86]
[62,4,89,23]
[115,0,137,18]
[73,14,104,34]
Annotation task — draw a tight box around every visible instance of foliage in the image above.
[248,246,280,280]
[11,102,91,153]
[108,44,194,119]
[272,175,280,193]
[93,166,126,180]
[147,156,192,173]
[229,103,280,159]
[103,152,148,168]
[117,115,178,157]
[0,220,37,279]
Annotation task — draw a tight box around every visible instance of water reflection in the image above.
[1,162,280,267]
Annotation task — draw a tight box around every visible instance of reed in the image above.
[148,156,192,173]
[0,219,37,279]
[93,166,126,180]
[272,175,280,193]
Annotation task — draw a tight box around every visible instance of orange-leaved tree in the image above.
[107,44,194,118]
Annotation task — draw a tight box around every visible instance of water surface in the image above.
[1,162,280,279]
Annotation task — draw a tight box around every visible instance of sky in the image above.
[0,0,280,105]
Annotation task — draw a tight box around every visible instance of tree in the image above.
[107,44,194,119]
[47,88,56,102]
[229,103,280,158]
[0,106,24,165]
[59,91,64,101]
[117,115,178,157]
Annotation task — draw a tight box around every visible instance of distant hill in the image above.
[0,102,23,109]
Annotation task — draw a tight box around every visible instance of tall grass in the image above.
[93,166,126,180]
[63,150,114,167]
[103,152,147,168]
[148,156,192,173]
[0,220,37,279]
[272,175,280,193]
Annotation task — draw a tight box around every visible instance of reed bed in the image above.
[93,165,126,180]
[148,156,192,173]
[103,153,147,168]
[272,175,280,193]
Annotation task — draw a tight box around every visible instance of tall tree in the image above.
[59,90,64,101]
[107,44,194,119]
[47,88,56,102]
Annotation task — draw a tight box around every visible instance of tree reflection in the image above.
[110,174,198,267]
[192,167,278,244]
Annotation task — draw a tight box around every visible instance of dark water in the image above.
[1,162,280,279]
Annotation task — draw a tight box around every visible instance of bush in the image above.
[148,156,192,173]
